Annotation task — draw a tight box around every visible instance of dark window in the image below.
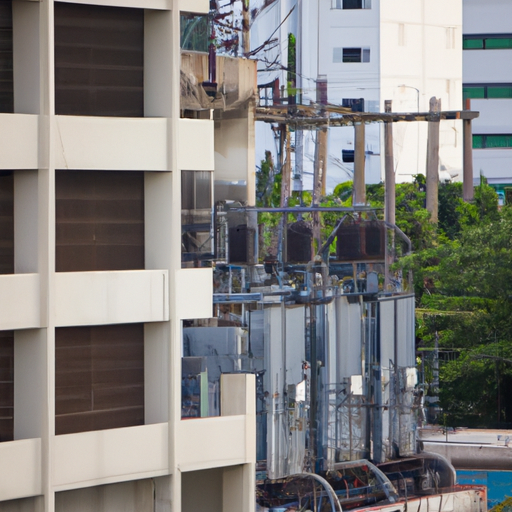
[342,47,370,63]
[0,172,13,275]
[54,2,144,117]
[55,324,144,435]
[342,149,355,163]
[332,0,371,8]
[0,331,13,442]
[55,170,144,272]
[0,1,13,113]
[343,48,362,62]
[464,34,512,50]
[473,134,512,149]
[342,98,365,112]
[181,171,213,265]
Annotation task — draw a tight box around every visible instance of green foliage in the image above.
[287,33,296,101]
[256,151,280,207]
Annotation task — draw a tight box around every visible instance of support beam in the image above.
[353,122,366,206]
[426,97,441,223]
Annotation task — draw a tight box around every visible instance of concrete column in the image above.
[353,122,366,206]
[463,120,474,202]
[426,97,441,223]
[12,1,41,115]
[384,100,395,226]
[280,124,291,207]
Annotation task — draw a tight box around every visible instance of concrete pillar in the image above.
[384,100,395,226]
[426,97,441,223]
[353,122,366,206]
[463,100,474,202]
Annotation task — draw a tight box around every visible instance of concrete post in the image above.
[463,100,474,202]
[353,122,366,206]
[384,100,395,226]
[426,97,441,223]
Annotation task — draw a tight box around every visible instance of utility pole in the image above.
[280,125,292,207]
[426,97,441,223]
[384,100,395,226]
[463,98,475,202]
[242,0,250,56]
[313,76,328,201]
[313,76,328,251]
[353,122,366,206]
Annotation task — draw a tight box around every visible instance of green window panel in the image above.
[473,134,512,149]
[463,38,484,49]
[463,86,485,99]
[485,37,512,49]
[464,35,512,50]
[473,135,484,149]
[488,86,512,98]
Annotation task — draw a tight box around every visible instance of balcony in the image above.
[54,270,169,327]
[177,373,255,472]
[53,423,168,491]
[54,116,168,171]
[0,438,41,501]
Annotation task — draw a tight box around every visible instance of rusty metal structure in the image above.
[181,203,488,511]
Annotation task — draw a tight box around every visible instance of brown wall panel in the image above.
[0,1,13,113]
[55,324,144,435]
[0,173,13,275]
[54,2,143,117]
[0,331,13,442]
[55,170,144,272]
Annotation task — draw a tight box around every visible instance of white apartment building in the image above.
[253,0,463,190]
[464,0,512,198]
[0,1,256,511]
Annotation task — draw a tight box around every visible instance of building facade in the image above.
[0,1,256,511]
[253,0,463,189]
[464,0,512,198]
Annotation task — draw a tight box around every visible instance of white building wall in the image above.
[464,0,512,185]
[253,0,463,190]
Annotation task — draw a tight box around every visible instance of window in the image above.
[55,324,144,435]
[55,170,145,272]
[0,331,13,442]
[0,172,13,275]
[54,3,144,117]
[181,171,213,265]
[339,47,370,63]
[473,134,512,149]
[181,13,208,52]
[464,84,512,100]
[181,171,212,211]
[464,34,512,50]
[332,0,371,9]
[342,98,365,112]
[0,1,12,113]
[342,150,355,163]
